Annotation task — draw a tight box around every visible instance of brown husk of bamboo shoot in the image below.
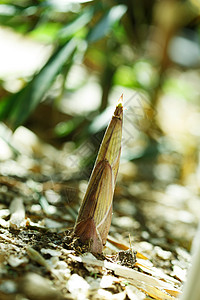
[74,98,123,253]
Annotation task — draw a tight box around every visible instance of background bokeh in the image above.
[0,0,200,250]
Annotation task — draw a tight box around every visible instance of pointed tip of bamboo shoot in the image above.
[114,95,123,119]
[117,94,123,106]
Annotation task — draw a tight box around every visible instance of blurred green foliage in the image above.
[0,0,131,128]
[0,0,199,148]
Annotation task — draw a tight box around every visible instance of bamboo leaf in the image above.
[59,6,95,39]
[87,5,127,43]
[0,38,77,129]
[74,96,123,253]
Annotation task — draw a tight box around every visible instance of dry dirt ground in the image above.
[0,135,198,300]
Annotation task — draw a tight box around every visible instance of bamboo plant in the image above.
[74,96,123,253]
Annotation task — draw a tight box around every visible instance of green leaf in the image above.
[87,4,127,43]
[59,6,95,39]
[0,38,78,129]
[29,22,62,43]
